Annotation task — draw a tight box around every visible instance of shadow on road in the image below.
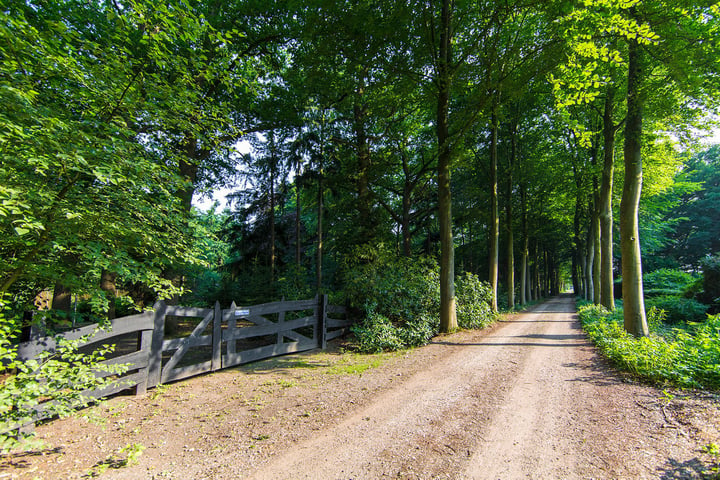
[658,457,717,479]
[562,351,628,388]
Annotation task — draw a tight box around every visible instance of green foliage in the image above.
[643,268,697,297]
[646,295,708,324]
[700,254,720,308]
[578,301,720,390]
[344,250,496,352]
[0,298,128,452]
[350,313,408,354]
[455,273,497,329]
[344,250,440,353]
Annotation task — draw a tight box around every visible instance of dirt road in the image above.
[250,295,718,480]
[4,295,719,479]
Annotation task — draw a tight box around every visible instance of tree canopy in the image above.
[1,0,719,337]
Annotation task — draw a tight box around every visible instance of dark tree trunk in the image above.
[51,282,72,312]
[436,0,457,332]
[489,107,499,313]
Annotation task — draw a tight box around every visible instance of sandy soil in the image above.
[1,295,719,479]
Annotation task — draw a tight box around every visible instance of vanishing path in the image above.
[250,295,715,479]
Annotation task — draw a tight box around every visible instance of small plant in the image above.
[646,295,708,323]
[702,443,720,478]
[85,442,145,477]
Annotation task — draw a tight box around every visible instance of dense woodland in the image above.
[2,0,720,343]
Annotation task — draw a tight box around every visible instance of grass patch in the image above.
[577,300,720,390]
[327,355,386,375]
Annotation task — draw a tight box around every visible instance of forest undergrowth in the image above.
[578,300,720,390]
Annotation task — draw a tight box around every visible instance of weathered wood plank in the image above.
[16,313,154,361]
[222,298,316,319]
[227,301,237,360]
[148,301,167,388]
[98,350,149,371]
[276,309,285,345]
[222,341,317,369]
[84,371,146,400]
[228,311,312,344]
[135,329,152,395]
[212,302,221,372]
[162,334,212,351]
[223,316,315,341]
[161,310,213,376]
[319,294,327,349]
[161,360,213,384]
[327,318,354,329]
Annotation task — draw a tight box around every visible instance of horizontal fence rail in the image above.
[12,295,350,432]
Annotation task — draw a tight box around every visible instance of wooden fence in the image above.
[14,295,350,428]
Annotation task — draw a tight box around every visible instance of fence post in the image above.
[212,301,222,371]
[147,301,166,388]
[135,328,153,395]
[318,294,327,350]
[227,301,237,357]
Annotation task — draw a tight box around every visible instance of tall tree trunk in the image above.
[353,81,373,244]
[295,168,302,267]
[506,120,516,309]
[620,38,648,336]
[489,107,500,313]
[586,198,596,303]
[178,135,200,214]
[519,182,528,305]
[402,155,413,256]
[100,269,117,320]
[269,146,277,283]
[572,176,582,296]
[436,0,457,332]
[316,155,324,293]
[600,90,617,310]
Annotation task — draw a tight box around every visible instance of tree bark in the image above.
[506,120,516,309]
[353,83,373,244]
[489,107,500,313]
[295,166,302,267]
[600,90,617,310]
[519,182,528,305]
[269,144,277,282]
[436,0,457,332]
[51,282,72,312]
[620,38,648,336]
[316,155,324,293]
[586,196,596,303]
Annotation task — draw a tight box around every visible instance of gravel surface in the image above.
[2,295,719,479]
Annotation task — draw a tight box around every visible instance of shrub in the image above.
[645,295,708,323]
[343,249,495,353]
[343,250,440,353]
[456,273,496,329]
[700,255,720,309]
[577,301,720,390]
[643,268,698,297]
